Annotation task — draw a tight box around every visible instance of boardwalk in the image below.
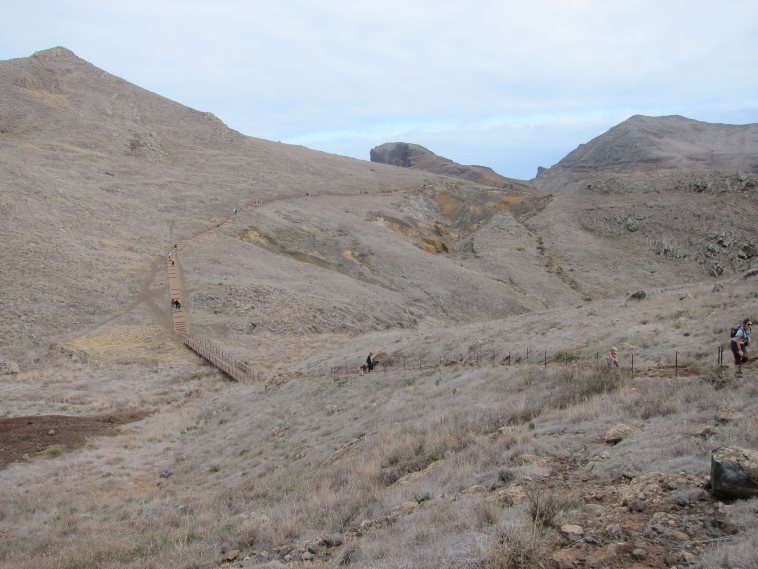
[166,249,255,383]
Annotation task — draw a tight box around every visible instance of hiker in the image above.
[366,352,374,372]
[233,208,237,215]
[731,318,753,376]
[606,347,619,368]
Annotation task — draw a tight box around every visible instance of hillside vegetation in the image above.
[1,48,758,569]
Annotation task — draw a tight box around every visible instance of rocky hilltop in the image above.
[370,141,541,194]
[535,114,758,192]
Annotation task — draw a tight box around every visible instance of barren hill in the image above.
[370,141,541,194]
[0,47,568,365]
[2,49,758,569]
[534,114,758,192]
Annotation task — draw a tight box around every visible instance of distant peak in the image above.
[32,47,79,60]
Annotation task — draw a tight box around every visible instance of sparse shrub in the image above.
[487,521,549,569]
[552,349,578,364]
[44,446,65,458]
[549,367,624,409]
[524,485,578,528]
[634,383,682,419]
[208,464,221,473]
[425,447,446,465]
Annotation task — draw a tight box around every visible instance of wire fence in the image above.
[323,346,733,381]
[166,248,736,385]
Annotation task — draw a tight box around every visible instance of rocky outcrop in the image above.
[370,142,542,194]
[710,446,758,499]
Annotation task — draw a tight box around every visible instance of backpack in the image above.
[730,326,742,338]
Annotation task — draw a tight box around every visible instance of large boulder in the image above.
[710,446,758,499]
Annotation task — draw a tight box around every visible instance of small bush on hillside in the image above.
[524,485,578,528]
[486,521,550,569]
[549,367,624,409]
[552,350,578,364]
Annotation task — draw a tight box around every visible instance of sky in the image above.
[2,1,757,179]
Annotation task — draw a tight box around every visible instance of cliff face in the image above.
[370,142,542,194]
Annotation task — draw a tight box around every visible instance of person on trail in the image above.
[606,347,619,368]
[233,208,237,215]
[731,318,752,376]
[366,352,374,372]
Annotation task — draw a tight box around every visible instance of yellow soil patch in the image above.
[238,227,271,246]
[372,215,418,238]
[342,250,366,267]
[497,195,527,212]
[434,192,462,218]
[418,235,450,254]
[58,325,185,363]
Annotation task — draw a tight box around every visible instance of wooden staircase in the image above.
[166,250,255,383]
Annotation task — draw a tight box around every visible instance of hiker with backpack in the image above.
[730,318,753,376]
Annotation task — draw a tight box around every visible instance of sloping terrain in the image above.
[370,141,542,194]
[1,48,758,569]
[534,114,758,192]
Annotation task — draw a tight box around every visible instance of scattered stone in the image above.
[711,446,758,499]
[325,404,337,415]
[712,282,724,292]
[414,492,432,503]
[324,533,343,547]
[391,501,419,516]
[47,429,56,436]
[604,523,622,539]
[693,425,716,438]
[301,551,314,561]
[604,423,634,444]
[584,535,601,545]
[716,404,745,424]
[551,549,577,569]
[631,548,647,559]
[514,453,548,466]
[489,484,526,506]
[560,524,584,537]
[462,484,487,494]
[224,549,239,561]
[159,469,172,479]
[627,499,647,512]
[0,360,20,375]
[629,290,646,300]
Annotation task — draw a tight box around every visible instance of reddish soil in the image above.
[0,412,148,469]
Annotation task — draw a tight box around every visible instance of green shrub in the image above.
[552,350,578,364]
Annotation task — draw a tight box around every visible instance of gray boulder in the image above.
[710,446,758,499]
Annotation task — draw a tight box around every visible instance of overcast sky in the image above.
[2,1,757,179]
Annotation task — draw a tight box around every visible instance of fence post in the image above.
[508,351,511,366]
[675,352,678,378]
[596,352,599,372]
[631,353,634,376]
[544,350,547,368]
[526,347,529,362]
